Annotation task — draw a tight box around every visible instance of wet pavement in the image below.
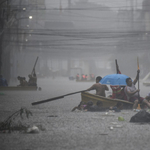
[0,77,150,150]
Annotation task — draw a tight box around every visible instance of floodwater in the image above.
[0,77,150,150]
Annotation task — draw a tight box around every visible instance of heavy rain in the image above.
[0,0,150,150]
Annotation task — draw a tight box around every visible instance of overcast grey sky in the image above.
[45,0,143,11]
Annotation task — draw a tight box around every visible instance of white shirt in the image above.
[124,83,138,100]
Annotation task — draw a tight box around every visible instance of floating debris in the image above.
[109,126,114,130]
[114,125,123,128]
[109,110,115,113]
[108,124,123,129]
[48,115,58,117]
[133,109,140,112]
[0,107,32,133]
[101,113,115,116]
[118,116,125,121]
[111,122,118,125]
[26,125,39,133]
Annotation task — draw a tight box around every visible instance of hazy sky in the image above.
[45,0,143,11]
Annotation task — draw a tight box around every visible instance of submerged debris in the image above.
[26,125,39,133]
[0,107,32,133]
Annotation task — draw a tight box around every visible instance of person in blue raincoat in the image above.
[0,75,8,86]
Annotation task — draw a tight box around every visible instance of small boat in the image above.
[81,92,133,108]
[0,86,40,91]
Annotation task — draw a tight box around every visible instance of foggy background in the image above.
[1,2,150,150]
[0,0,150,84]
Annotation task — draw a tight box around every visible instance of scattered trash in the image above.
[111,122,118,125]
[109,122,123,128]
[0,107,32,133]
[114,125,123,128]
[109,126,114,130]
[100,112,115,116]
[130,110,150,123]
[101,114,115,116]
[109,124,123,128]
[133,109,140,112]
[118,116,125,121]
[109,110,115,113]
[26,125,39,133]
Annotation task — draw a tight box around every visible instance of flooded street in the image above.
[0,1,150,149]
[0,77,150,150]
